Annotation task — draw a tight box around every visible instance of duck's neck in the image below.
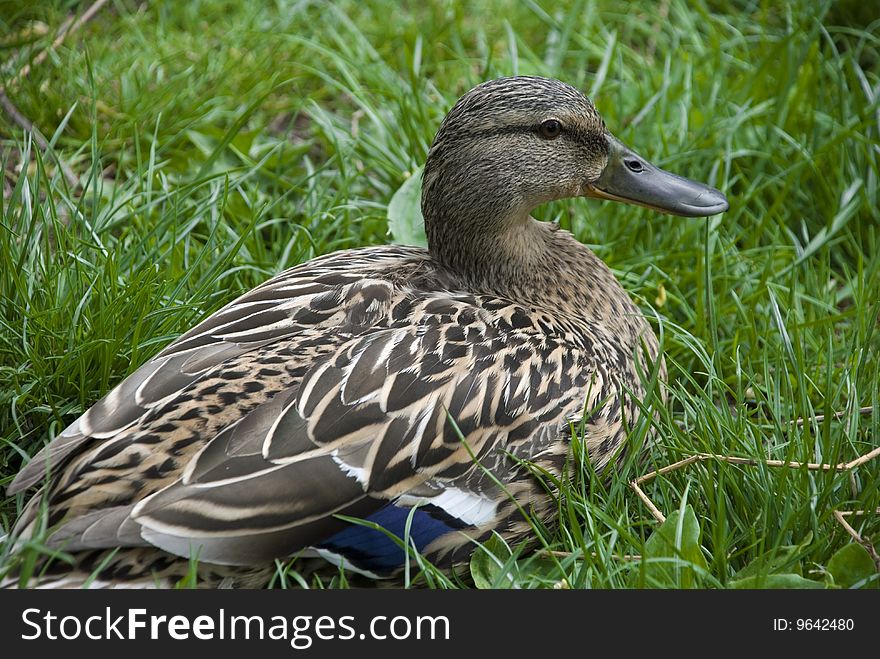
[424,201,638,330]
[426,203,549,290]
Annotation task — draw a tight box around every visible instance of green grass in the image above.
[0,0,877,588]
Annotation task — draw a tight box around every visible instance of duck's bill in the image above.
[584,136,729,217]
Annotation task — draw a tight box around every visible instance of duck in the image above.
[3,76,728,588]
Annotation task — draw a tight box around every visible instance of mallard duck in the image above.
[4,76,727,588]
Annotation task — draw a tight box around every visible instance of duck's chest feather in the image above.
[13,244,656,575]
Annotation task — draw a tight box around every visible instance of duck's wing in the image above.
[8,248,411,495]
[48,296,584,566]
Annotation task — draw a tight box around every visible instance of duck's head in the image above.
[422,76,728,273]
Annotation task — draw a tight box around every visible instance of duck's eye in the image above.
[625,158,644,173]
[539,119,562,139]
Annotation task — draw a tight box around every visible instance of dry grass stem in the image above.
[632,439,878,528]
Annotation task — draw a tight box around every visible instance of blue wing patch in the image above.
[318,503,470,573]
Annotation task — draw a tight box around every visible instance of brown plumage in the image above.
[3,76,727,588]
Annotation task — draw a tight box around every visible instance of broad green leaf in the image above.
[387,167,426,247]
[826,543,877,589]
[231,128,260,158]
[185,130,238,175]
[730,574,825,589]
[470,534,512,589]
[634,504,708,588]
[194,88,274,181]
[732,532,813,581]
[187,130,217,157]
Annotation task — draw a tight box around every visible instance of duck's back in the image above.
[6,243,644,587]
